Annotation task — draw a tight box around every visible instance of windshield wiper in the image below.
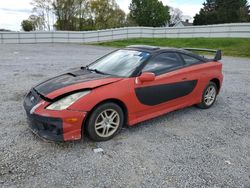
[85,66,108,75]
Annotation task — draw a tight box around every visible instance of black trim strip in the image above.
[135,80,198,106]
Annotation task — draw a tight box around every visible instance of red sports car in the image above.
[24,45,223,142]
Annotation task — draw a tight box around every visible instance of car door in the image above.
[134,52,200,117]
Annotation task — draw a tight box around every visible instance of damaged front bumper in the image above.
[23,89,87,142]
[27,114,64,142]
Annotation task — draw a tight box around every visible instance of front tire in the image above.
[86,102,124,142]
[197,82,218,109]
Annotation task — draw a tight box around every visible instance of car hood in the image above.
[34,68,122,100]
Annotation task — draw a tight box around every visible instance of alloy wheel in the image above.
[204,85,216,106]
[94,109,120,138]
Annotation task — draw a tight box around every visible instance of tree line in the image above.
[21,0,184,31]
[22,0,127,31]
[21,0,250,31]
[194,0,250,25]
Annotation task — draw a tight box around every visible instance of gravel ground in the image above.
[0,44,249,188]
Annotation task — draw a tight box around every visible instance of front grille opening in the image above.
[35,121,62,135]
[43,123,62,135]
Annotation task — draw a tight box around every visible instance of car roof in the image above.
[125,45,209,62]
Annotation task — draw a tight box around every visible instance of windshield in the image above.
[88,50,150,77]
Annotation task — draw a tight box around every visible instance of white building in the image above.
[173,20,193,27]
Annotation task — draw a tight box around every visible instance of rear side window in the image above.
[142,53,183,75]
[181,54,202,65]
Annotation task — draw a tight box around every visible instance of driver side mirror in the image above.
[139,72,156,83]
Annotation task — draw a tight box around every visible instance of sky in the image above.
[0,0,246,31]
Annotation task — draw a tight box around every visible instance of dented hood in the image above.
[34,68,122,100]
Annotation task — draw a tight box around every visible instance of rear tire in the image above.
[197,82,218,109]
[86,102,124,142]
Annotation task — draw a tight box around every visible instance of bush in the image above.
[21,20,35,31]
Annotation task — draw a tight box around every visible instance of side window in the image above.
[142,53,183,75]
[181,54,202,65]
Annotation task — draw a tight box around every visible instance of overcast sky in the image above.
[0,0,247,31]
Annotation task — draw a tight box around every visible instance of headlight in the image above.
[46,90,91,110]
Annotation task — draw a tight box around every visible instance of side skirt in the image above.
[128,100,200,126]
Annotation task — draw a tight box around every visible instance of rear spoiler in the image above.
[183,48,222,61]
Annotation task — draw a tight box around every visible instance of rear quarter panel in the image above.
[181,61,223,103]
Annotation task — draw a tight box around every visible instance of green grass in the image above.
[96,38,250,58]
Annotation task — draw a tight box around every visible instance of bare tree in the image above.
[170,7,183,25]
[29,14,45,30]
[31,0,53,30]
